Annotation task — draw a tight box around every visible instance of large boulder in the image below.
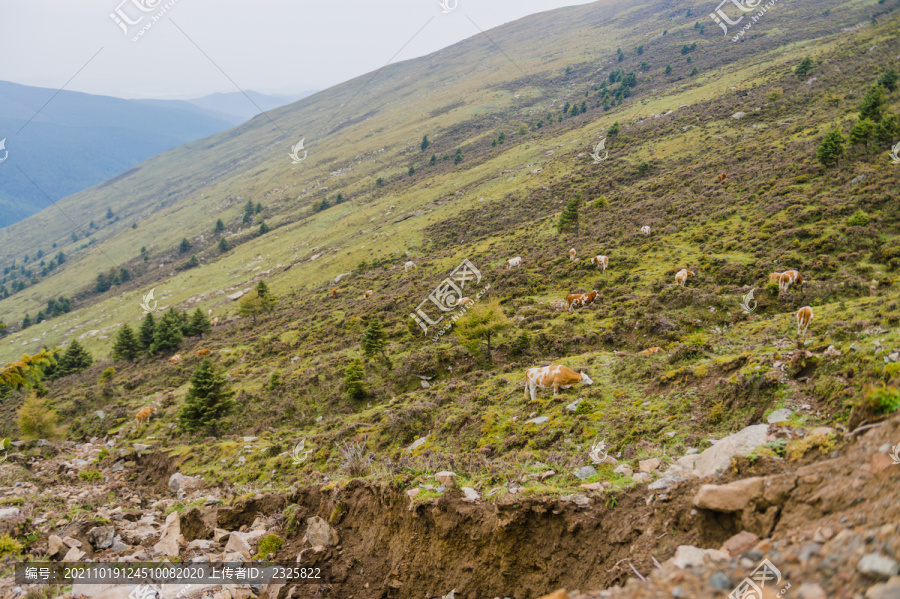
[693,478,765,512]
[692,425,769,477]
[87,525,116,550]
[304,516,339,547]
[153,512,181,557]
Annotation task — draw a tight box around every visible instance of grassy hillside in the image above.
[1,0,899,500]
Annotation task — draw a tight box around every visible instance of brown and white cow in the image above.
[640,225,651,236]
[211,317,220,326]
[590,255,609,272]
[404,261,417,271]
[566,290,598,312]
[331,288,339,299]
[675,268,695,287]
[796,306,813,335]
[506,256,523,270]
[169,354,182,364]
[524,365,593,401]
[197,349,211,357]
[364,290,374,298]
[638,347,664,355]
[779,270,803,295]
[569,248,577,262]
[719,172,727,183]
[768,272,783,285]
[135,406,157,425]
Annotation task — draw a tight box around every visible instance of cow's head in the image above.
[580,372,594,386]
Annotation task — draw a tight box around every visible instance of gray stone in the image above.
[87,525,115,550]
[672,545,706,569]
[406,437,428,452]
[304,516,339,547]
[574,466,597,480]
[224,533,251,559]
[649,476,683,491]
[767,408,792,424]
[732,111,746,119]
[461,487,480,502]
[565,399,582,412]
[710,572,732,590]
[632,472,652,483]
[613,465,633,477]
[153,512,181,557]
[693,478,765,512]
[639,458,660,473]
[859,553,900,580]
[850,174,867,186]
[866,577,900,599]
[693,424,769,477]
[0,507,21,521]
[526,416,549,425]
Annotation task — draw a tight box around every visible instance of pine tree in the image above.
[429,154,437,166]
[188,308,212,337]
[420,135,430,151]
[106,207,114,219]
[795,57,813,77]
[557,197,580,234]
[877,68,898,92]
[259,222,270,235]
[859,85,887,122]
[218,237,229,253]
[178,359,235,433]
[849,118,875,149]
[875,115,900,145]
[187,254,199,268]
[138,313,156,351]
[238,281,277,322]
[214,219,224,233]
[56,340,93,377]
[361,317,390,367]
[344,358,367,399]
[179,238,192,253]
[454,148,463,164]
[408,165,415,176]
[816,127,846,167]
[112,323,140,362]
[153,308,184,354]
[665,64,672,75]
[22,314,33,329]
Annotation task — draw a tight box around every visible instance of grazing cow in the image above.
[640,226,651,236]
[404,261,417,271]
[197,349,211,357]
[135,406,157,425]
[456,297,473,307]
[675,268,695,287]
[506,256,523,270]
[566,290,598,312]
[524,365,593,401]
[719,172,727,183]
[169,354,182,364]
[796,306,813,335]
[331,288,339,299]
[779,270,803,295]
[211,317,219,326]
[364,290,374,298]
[590,255,609,272]
[768,272,783,285]
[638,347,664,355]
[569,248,577,262]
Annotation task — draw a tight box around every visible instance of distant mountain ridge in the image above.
[0,82,314,227]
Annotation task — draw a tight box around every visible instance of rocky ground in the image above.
[1,413,898,599]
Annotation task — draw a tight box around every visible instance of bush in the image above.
[0,534,23,557]
[78,469,103,482]
[17,395,59,439]
[179,359,235,433]
[847,210,869,227]
[254,533,284,559]
[865,384,900,414]
[99,367,116,384]
[337,440,371,477]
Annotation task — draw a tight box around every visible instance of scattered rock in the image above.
[574,466,597,480]
[565,399,582,412]
[693,477,765,512]
[795,583,827,599]
[62,546,86,561]
[858,552,900,580]
[461,487,480,502]
[872,452,894,474]
[648,476,682,491]
[732,111,746,119]
[304,516,339,547]
[632,472,652,483]
[526,416,550,425]
[850,174,867,186]
[153,512,181,557]
[767,408,792,424]
[224,533,252,559]
[672,545,707,569]
[693,424,769,477]
[0,507,21,521]
[866,577,900,599]
[721,531,760,557]
[613,465,633,477]
[48,534,65,556]
[435,471,457,487]
[638,458,660,473]
[87,525,115,550]
[406,437,428,452]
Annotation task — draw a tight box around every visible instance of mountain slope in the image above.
[0,81,239,227]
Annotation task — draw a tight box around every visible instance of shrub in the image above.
[17,395,59,439]
[254,533,284,559]
[337,440,371,476]
[0,534,23,557]
[179,359,235,433]
[847,210,869,227]
[98,367,116,384]
[78,469,103,482]
[865,384,900,414]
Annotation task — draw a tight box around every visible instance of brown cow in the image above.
[796,306,813,335]
[169,354,182,364]
[768,272,783,285]
[565,290,598,313]
[197,349,211,357]
[331,288,339,299]
[719,172,727,183]
[638,347,664,355]
[524,365,593,400]
[569,248,577,262]
[135,406,157,425]
[779,270,803,295]
[211,317,220,326]
[675,268,695,287]
[590,255,609,272]
[364,290,374,298]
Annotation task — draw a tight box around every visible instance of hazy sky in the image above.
[0,0,596,100]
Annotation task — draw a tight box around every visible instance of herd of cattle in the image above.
[138,228,817,420]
